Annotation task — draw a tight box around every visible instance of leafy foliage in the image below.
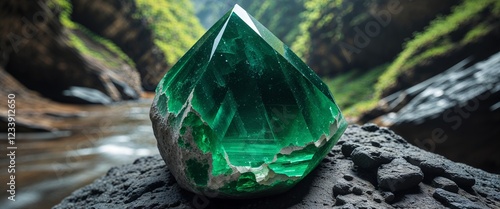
[50,0,135,68]
[52,0,204,68]
[348,0,500,116]
[135,0,205,65]
[375,0,495,99]
[374,0,499,99]
[49,0,499,118]
[293,0,354,59]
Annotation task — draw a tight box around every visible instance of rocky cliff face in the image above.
[293,0,457,76]
[69,0,170,91]
[1,0,142,104]
[298,0,500,124]
[0,67,64,132]
[53,124,500,208]
[374,0,500,98]
[1,0,203,103]
[373,52,500,174]
[305,1,500,173]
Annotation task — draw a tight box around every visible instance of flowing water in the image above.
[0,98,159,209]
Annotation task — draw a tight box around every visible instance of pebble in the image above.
[381,191,395,203]
[419,159,447,176]
[432,177,459,193]
[444,169,476,188]
[433,188,486,209]
[341,142,361,157]
[343,174,354,181]
[333,178,352,196]
[361,123,379,132]
[352,187,363,195]
[377,158,424,192]
[351,146,394,169]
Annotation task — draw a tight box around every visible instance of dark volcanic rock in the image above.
[54,125,500,209]
[381,191,395,203]
[332,178,352,196]
[341,141,361,157]
[351,146,394,169]
[432,177,459,193]
[433,188,487,209]
[418,159,448,177]
[443,169,476,189]
[377,158,424,192]
[361,123,380,132]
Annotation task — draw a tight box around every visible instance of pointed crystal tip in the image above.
[231,4,260,36]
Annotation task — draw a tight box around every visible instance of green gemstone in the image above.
[150,4,347,198]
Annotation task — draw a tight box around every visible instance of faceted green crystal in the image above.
[150,4,347,198]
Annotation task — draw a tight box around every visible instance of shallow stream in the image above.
[0,98,159,209]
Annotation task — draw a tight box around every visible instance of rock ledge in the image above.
[54,125,500,209]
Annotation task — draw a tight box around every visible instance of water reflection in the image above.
[0,99,158,209]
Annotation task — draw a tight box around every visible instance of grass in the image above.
[67,31,133,68]
[373,0,497,100]
[462,23,493,44]
[79,27,135,67]
[293,0,332,58]
[293,0,354,59]
[322,64,388,117]
[51,0,205,68]
[49,0,135,68]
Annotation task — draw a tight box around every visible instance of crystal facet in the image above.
[150,4,347,198]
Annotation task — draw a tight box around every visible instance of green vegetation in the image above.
[323,64,387,116]
[47,0,498,118]
[134,0,205,65]
[70,28,136,68]
[462,23,493,44]
[50,0,135,68]
[346,0,500,116]
[293,0,329,58]
[51,0,205,68]
[293,0,354,59]
[50,0,75,28]
[374,0,497,99]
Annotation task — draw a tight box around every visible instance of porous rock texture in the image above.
[53,124,500,209]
